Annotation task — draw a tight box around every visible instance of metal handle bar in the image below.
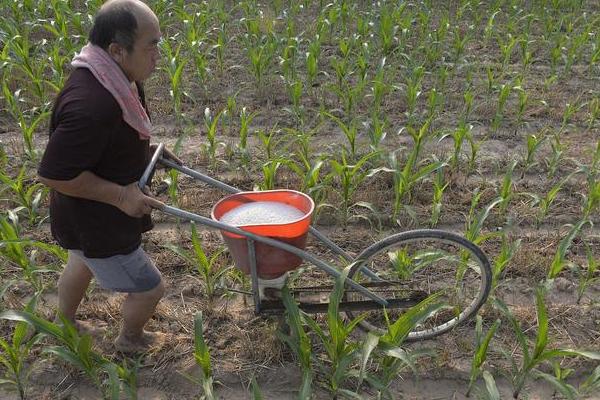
[139,143,164,190]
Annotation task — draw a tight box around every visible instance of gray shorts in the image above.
[70,246,161,293]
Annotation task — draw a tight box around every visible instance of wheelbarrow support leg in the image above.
[247,239,261,314]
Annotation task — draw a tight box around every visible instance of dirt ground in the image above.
[1,0,600,399]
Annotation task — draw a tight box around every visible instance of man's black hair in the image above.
[89,2,138,52]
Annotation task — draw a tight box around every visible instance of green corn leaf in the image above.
[250,377,263,400]
[191,223,209,270]
[0,310,65,342]
[482,371,501,400]
[532,287,548,360]
[580,364,600,392]
[532,369,577,400]
[548,219,590,279]
[493,298,530,361]
[358,332,379,384]
[193,312,212,378]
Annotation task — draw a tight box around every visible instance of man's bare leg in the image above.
[57,253,93,324]
[115,280,165,352]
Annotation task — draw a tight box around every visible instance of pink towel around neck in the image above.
[71,43,152,140]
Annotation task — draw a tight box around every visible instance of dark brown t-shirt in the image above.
[38,68,153,258]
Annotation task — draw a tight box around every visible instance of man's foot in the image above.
[114,330,166,353]
[53,318,106,337]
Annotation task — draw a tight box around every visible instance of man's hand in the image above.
[150,144,183,168]
[116,182,164,218]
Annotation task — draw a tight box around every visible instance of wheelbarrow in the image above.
[140,144,492,341]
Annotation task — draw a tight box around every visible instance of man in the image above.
[38,0,177,352]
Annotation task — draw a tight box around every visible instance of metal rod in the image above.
[139,143,164,190]
[159,158,240,194]
[248,239,261,314]
[160,205,388,306]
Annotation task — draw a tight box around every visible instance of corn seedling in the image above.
[363,113,388,152]
[521,132,546,178]
[160,38,188,116]
[164,222,229,301]
[328,150,378,225]
[466,316,501,397]
[202,107,225,166]
[0,311,123,398]
[571,243,600,304]
[533,170,578,226]
[495,289,600,399]
[586,97,599,130]
[366,294,444,399]
[384,121,446,217]
[322,112,359,159]
[301,266,366,396]
[0,295,41,400]
[490,234,521,297]
[546,135,563,178]
[547,219,590,280]
[180,312,215,400]
[440,122,472,171]
[238,106,259,158]
[465,191,502,246]
[429,163,448,227]
[278,286,313,400]
[579,365,600,396]
[2,82,50,159]
[498,160,518,216]
[491,83,513,133]
[0,164,48,226]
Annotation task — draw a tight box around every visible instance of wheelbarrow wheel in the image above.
[345,229,492,342]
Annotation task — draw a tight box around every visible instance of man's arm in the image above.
[38,171,163,218]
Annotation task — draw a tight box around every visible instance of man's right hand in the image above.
[116,182,164,218]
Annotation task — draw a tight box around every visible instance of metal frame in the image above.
[141,145,388,313]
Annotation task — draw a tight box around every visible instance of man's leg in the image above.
[116,279,165,350]
[57,252,93,323]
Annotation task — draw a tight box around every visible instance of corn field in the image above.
[1,0,600,398]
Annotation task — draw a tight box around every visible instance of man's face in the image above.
[119,14,161,82]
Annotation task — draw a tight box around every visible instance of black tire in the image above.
[345,229,492,341]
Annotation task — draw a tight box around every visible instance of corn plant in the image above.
[278,286,313,400]
[571,243,600,304]
[164,222,229,301]
[202,107,225,167]
[494,289,600,399]
[579,365,600,396]
[546,135,564,178]
[429,163,448,227]
[0,164,48,226]
[403,65,425,123]
[465,191,502,246]
[440,122,472,171]
[300,266,366,397]
[521,132,546,178]
[363,113,388,152]
[237,106,258,158]
[0,296,41,400]
[547,219,590,280]
[498,160,518,216]
[2,82,50,159]
[491,83,513,133]
[383,121,445,217]
[328,150,378,225]
[258,159,282,190]
[0,311,124,398]
[180,312,215,400]
[365,294,444,399]
[490,234,521,297]
[160,38,188,116]
[586,97,599,130]
[533,170,578,226]
[466,316,501,397]
[322,112,359,160]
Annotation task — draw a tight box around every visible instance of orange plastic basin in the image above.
[211,190,314,279]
